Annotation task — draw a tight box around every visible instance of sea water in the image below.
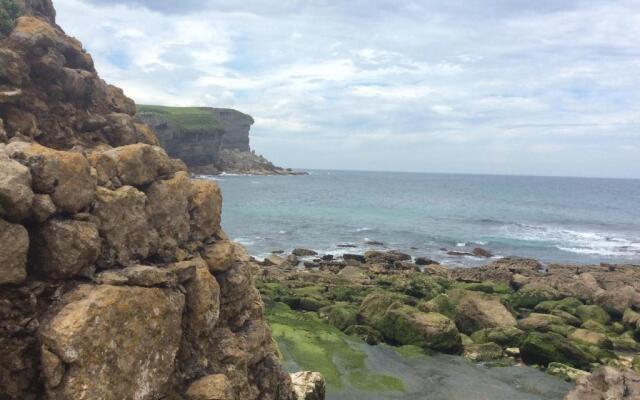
[208,170,640,266]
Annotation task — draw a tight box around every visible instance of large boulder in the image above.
[454,291,517,334]
[101,144,174,186]
[359,292,462,353]
[512,282,560,309]
[595,286,639,318]
[189,179,222,241]
[30,219,100,279]
[0,149,33,221]
[201,240,241,273]
[92,186,157,267]
[0,218,29,284]
[145,171,192,260]
[39,284,185,400]
[6,142,95,213]
[520,331,595,369]
[564,367,640,400]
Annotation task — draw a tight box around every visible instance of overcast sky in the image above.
[55,0,640,178]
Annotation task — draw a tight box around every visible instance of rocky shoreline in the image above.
[255,248,640,398]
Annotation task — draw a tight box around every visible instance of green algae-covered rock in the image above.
[535,297,583,315]
[610,332,640,352]
[517,313,565,332]
[343,325,383,345]
[359,292,462,353]
[470,326,525,348]
[580,320,607,333]
[546,362,590,381]
[520,331,596,369]
[633,356,640,373]
[377,273,444,300]
[418,294,455,318]
[568,328,613,350]
[326,303,359,331]
[512,283,560,309]
[551,309,582,327]
[575,305,611,325]
[623,308,640,332]
[452,281,512,295]
[463,342,503,362]
[299,297,329,312]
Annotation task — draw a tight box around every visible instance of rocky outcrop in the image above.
[0,2,312,399]
[137,105,304,175]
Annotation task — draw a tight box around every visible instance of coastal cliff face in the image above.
[0,2,310,399]
[137,106,297,175]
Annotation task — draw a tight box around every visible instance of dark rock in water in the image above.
[447,250,473,257]
[272,250,285,254]
[337,243,357,248]
[365,239,385,246]
[292,248,318,257]
[415,257,439,266]
[303,261,320,269]
[473,247,493,258]
[343,254,366,263]
[321,254,334,261]
[564,366,640,400]
[365,250,411,265]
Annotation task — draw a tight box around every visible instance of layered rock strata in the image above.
[0,2,307,399]
[137,106,303,175]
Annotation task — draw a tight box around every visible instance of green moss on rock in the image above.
[575,304,611,325]
[520,331,596,370]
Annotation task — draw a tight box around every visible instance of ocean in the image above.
[205,170,640,266]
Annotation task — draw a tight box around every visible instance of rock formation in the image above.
[0,2,314,399]
[137,106,304,175]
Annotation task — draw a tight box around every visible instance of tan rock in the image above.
[0,218,29,284]
[183,259,221,335]
[6,142,95,213]
[93,186,157,267]
[31,193,56,222]
[455,291,517,334]
[185,374,234,400]
[102,143,174,186]
[94,262,196,287]
[87,150,117,187]
[291,371,326,400]
[145,171,192,260]
[201,241,238,273]
[0,150,33,221]
[595,286,639,317]
[564,367,640,400]
[30,219,100,278]
[569,328,611,348]
[40,284,185,400]
[517,313,565,332]
[189,179,222,241]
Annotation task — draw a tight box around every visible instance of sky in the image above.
[54,0,640,178]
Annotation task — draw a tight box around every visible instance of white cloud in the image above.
[54,0,640,178]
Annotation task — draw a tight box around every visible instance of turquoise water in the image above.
[209,170,640,266]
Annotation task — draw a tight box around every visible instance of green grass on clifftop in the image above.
[136,105,222,132]
[266,302,405,394]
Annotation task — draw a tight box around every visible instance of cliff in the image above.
[0,1,319,399]
[137,105,303,175]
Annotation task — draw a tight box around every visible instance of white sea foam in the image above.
[500,223,640,258]
[456,242,467,247]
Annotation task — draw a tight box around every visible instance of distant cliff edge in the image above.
[136,105,306,175]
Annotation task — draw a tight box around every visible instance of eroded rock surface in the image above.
[0,2,308,399]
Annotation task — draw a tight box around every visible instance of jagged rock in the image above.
[31,193,56,222]
[564,367,640,400]
[145,171,192,260]
[94,262,195,287]
[186,374,234,400]
[183,259,221,336]
[454,291,517,334]
[40,284,185,400]
[102,143,174,186]
[292,248,317,257]
[0,149,33,221]
[93,185,157,267]
[30,218,100,279]
[291,371,325,400]
[189,179,222,241]
[6,142,95,213]
[0,218,29,284]
[201,240,240,273]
